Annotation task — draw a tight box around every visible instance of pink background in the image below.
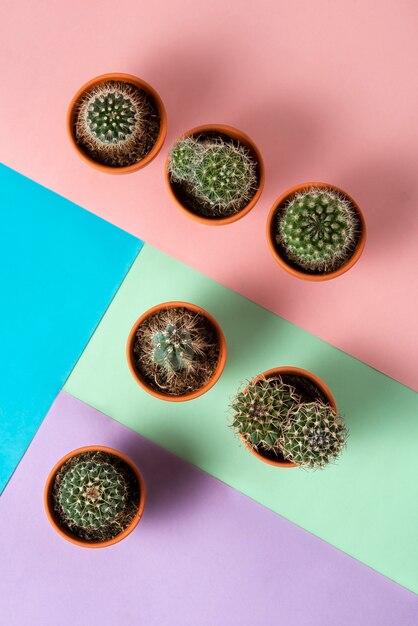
[1,0,417,389]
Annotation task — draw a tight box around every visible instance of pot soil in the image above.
[67,73,167,173]
[267,182,366,281]
[44,446,146,548]
[242,366,337,468]
[127,302,227,401]
[165,124,265,225]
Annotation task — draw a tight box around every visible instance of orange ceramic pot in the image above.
[126,301,227,402]
[67,73,167,174]
[44,446,146,548]
[165,124,265,225]
[241,366,337,468]
[266,182,366,281]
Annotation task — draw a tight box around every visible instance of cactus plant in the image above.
[281,401,348,469]
[231,374,348,468]
[75,81,148,167]
[277,188,357,272]
[168,136,258,217]
[152,323,196,375]
[58,459,127,531]
[231,377,301,455]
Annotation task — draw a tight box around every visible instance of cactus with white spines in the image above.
[277,188,357,272]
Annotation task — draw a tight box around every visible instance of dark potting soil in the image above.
[51,450,140,543]
[169,131,260,219]
[272,199,363,276]
[133,307,221,397]
[253,374,329,463]
[73,82,161,168]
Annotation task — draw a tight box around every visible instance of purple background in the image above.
[1,392,416,626]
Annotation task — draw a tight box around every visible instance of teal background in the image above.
[0,165,142,491]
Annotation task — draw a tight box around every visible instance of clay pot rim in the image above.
[44,445,147,548]
[240,366,337,468]
[266,181,367,281]
[164,124,265,225]
[126,301,227,402]
[67,72,167,174]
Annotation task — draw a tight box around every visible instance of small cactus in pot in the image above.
[230,371,348,469]
[167,126,263,222]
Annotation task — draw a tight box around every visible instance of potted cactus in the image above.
[44,446,146,547]
[230,367,348,468]
[127,301,227,401]
[267,182,366,280]
[67,73,167,173]
[165,125,264,225]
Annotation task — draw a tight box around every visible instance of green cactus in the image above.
[193,141,257,214]
[168,136,258,216]
[58,460,127,530]
[277,188,357,272]
[168,137,202,182]
[75,81,147,167]
[231,377,301,455]
[281,401,348,469]
[152,323,195,374]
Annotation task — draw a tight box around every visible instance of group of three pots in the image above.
[67,72,366,281]
[45,300,337,548]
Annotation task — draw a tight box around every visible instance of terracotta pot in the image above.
[44,446,146,548]
[67,73,167,174]
[240,366,337,468]
[126,301,227,401]
[165,124,265,225]
[266,182,366,281]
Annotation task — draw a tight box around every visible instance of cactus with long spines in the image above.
[152,323,195,375]
[168,136,258,216]
[280,401,348,469]
[58,460,127,530]
[75,81,147,166]
[277,188,357,272]
[230,377,301,455]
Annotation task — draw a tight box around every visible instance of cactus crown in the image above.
[231,375,348,468]
[75,81,148,167]
[152,323,195,374]
[277,188,357,272]
[231,378,301,455]
[168,136,258,217]
[281,402,348,469]
[58,460,127,530]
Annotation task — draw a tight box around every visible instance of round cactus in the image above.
[231,377,301,455]
[58,460,127,530]
[277,188,357,272]
[152,323,195,374]
[75,81,147,166]
[193,141,257,214]
[281,401,348,469]
[168,137,203,182]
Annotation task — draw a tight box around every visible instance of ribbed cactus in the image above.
[281,402,348,469]
[277,188,357,272]
[152,323,195,374]
[75,81,147,167]
[168,136,258,216]
[58,460,127,530]
[231,378,301,455]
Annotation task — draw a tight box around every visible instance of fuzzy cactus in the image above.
[168,136,258,216]
[231,377,301,455]
[168,137,202,182]
[280,401,348,469]
[277,188,357,272]
[75,81,147,167]
[58,460,127,530]
[152,323,195,374]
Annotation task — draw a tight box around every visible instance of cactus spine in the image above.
[277,188,357,272]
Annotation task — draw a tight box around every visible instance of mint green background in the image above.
[65,244,418,594]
